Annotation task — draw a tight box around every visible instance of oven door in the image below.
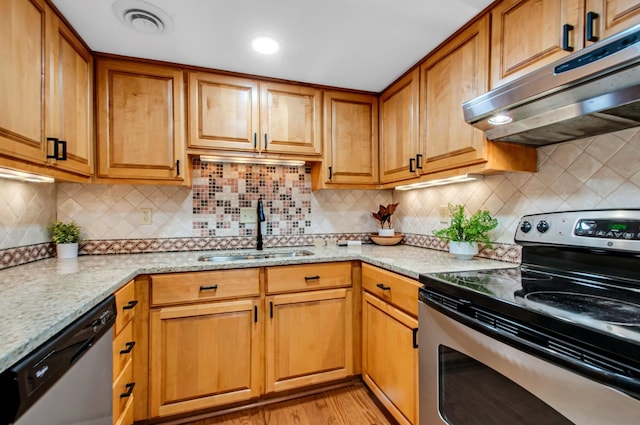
[418,300,640,425]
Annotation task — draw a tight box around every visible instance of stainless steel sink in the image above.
[198,250,314,262]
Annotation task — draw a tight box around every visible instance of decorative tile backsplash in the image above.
[2,127,640,268]
[395,127,640,244]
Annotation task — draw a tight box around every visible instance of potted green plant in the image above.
[372,203,399,236]
[49,220,82,259]
[433,204,498,259]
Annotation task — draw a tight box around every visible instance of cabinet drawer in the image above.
[114,280,137,334]
[266,262,351,294]
[362,264,421,316]
[151,268,260,306]
[113,321,134,380]
[114,394,134,425]
[113,358,134,421]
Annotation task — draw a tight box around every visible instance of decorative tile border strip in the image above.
[0,234,520,268]
[0,243,55,270]
[402,233,521,264]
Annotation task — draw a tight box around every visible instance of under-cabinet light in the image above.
[199,155,305,167]
[395,174,483,191]
[0,167,54,183]
[488,114,513,125]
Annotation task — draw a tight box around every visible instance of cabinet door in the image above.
[96,59,186,183]
[260,82,322,155]
[47,14,93,176]
[323,91,379,185]
[0,0,47,164]
[379,69,420,183]
[587,0,640,41]
[491,0,582,88]
[188,72,259,152]
[266,288,353,393]
[149,299,261,418]
[420,16,489,173]
[362,292,418,425]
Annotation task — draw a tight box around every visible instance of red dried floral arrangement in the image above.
[372,203,399,229]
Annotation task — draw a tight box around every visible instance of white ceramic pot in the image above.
[449,241,478,260]
[56,243,78,259]
[378,228,395,237]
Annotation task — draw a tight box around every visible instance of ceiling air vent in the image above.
[112,0,173,34]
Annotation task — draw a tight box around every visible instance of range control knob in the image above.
[520,221,532,233]
[537,220,550,233]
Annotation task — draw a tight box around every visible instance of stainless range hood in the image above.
[463,24,640,146]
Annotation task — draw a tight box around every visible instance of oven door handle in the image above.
[420,293,640,400]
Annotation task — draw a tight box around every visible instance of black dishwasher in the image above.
[0,295,116,425]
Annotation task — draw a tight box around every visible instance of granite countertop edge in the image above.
[0,244,516,374]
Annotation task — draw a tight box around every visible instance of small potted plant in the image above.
[372,203,399,236]
[433,204,498,260]
[49,220,82,259]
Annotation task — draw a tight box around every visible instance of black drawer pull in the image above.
[120,341,136,355]
[409,157,416,173]
[120,382,135,398]
[254,306,258,323]
[586,11,599,42]
[376,283,391,291]
[304,275,320,282]
[122,300,138,310]
[412,328,419,349]
[199,284,219,291]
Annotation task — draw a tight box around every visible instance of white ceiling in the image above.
[52,0,494,92]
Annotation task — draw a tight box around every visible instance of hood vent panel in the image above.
[463,24,640,146]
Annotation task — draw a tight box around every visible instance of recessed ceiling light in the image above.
[252,37,279,54]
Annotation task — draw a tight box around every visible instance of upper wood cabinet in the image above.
[188,72,322,156]
[491,0,583,87]
[0,0,92,180]
[320,91,379,186]
[0,0,47,165]
[491,0,640,88]
[379,69,420,183]
[420,16,490,173]
[96,58,187,184]
[587,0,640,41]
[419,15,537,177]
[47,12,93,177]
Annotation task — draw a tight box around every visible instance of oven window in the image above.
[438,345,574,425]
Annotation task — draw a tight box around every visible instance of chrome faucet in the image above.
[256,197,265,250]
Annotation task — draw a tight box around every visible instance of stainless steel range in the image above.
[418,209,640,425]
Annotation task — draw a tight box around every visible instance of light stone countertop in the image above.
[0,244,517,374]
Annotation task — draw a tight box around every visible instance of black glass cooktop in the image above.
[426,266,640,343]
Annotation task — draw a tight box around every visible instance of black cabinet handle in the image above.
[199,284,219,291]
[176,159,180,176]
[328,166,333,180]
[409,157,416,173]
[376,283,391,291]
[254,132,257,149]
[120,382,135,398]
[264,133,268,148]
[586,11,599,42]
[270,301,274,318]
[46,138,67,160]
[562,24,574,52]
[122,300,138,310]
[254,306,258,323]
[412,328,419,348]
[304,275,320,282]
[120,341,136,355]
[416,154,423,170]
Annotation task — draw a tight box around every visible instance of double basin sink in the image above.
[198,249,314,262]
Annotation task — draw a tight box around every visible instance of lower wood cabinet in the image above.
[148,269,261,418]
[265,288,353,392]
[361,264,420,425]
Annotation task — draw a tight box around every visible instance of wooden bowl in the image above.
[369,233,404,246]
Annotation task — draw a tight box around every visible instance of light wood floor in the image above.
[172,384,397,425]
